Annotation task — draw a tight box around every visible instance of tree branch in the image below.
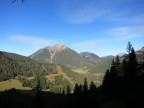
[11,0,25,3]
[11,0,17,3]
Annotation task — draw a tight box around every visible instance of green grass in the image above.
[0,79,31,91]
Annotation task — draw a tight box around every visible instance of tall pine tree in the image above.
[82,77,88,94]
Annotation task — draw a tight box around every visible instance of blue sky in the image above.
[0,0,144,57]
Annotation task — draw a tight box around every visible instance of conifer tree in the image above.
[128,48,138,76]
[66,85,71,94]
[74,83,82,95]
[121,59,127,76]
[83,77,88,94]
[62,90,65,95]
[126,47,138,87]
[109,59,117,87]
[126,42,132,54]
[102,69,110,88]
[89,81,97,94]
[115,56,122,77]
[35,73,42,96]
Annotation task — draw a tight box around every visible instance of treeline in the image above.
[101,42,144,107]
[19,73,71,93]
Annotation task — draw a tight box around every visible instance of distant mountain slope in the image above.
[29,44,94,68]
[79,52,113,76]
[88,59,112,73]
[30,44,110,85]
[80,52,101,64]
[29,44,114,79]
[101,55,115,60]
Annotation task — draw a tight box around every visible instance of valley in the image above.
[0,44,144,92]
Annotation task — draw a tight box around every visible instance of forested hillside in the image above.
[0,51,100,92]
[0,51,57,81]
[0,43,144,108]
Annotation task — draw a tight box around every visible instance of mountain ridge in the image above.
[29,44,144,71]
[29,44,95,68]
[1,44,144,92]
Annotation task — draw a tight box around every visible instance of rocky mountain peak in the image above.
[45,44,67,52]
[53,44,67,51]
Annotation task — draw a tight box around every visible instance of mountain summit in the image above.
[45,44,68,52]
[29,44,94,68]
[30,44,68,63]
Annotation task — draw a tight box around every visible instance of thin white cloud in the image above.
[63,8,108,24]
[8,35,58,56]
[72,25,144,56]
[127,15,144,24]
[106,26,144,41]
[71,39,119,57]
[59,0,144,24]
[72,39,107,48]
[9,35,55,45]
[107,14,144,24]
[58,0,109,24]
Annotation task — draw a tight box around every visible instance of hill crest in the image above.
[44,44,68,52]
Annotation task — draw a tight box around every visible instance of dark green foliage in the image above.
[47,76,71,93]
[89,81,97,93]
[0,52,18,80]
[33,73,42,91]
[0,51,57,81]
[73,83,82,95]
[60,66,84,84]
[88,59,112,73]
[54,76,70,88]
[31,73,49,90]
[18,77,31,87]
[0,50,111,88]
[18,73,49,91]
